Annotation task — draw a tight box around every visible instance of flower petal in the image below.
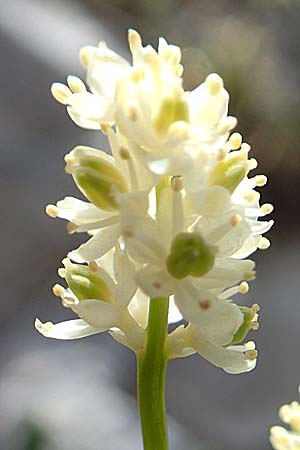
[71,300,123,328]
[35,318,103,340]
[68,223,120,262]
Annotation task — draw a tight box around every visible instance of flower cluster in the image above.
[36,30,273,374]
[270,399,300,450]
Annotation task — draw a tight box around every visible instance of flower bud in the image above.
[154,95,189,134]
[166,232,215,279]
[66,147,128,211]
[61,259,113,302]
[209,149,249,193]
[230,304,259,345]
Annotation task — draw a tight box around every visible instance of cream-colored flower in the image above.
[270,398,300,450]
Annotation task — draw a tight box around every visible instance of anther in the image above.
[45,204,58,218]
[198,300,211,310]
[255,175,268,186]
[100,123,110,134]
[79,47,92,68]
[119,147,131,160]
[122,225,134,238]
[230,214,242,226]
[131,67,145,83]
[258,237,271,250]
[62,296,76,308]
[217,148,227,161]
[64,153,76,165]
[52,284,65,298]
[88,261,98,272]
[153,281,162,289]
[58,268,67,278]
[229,132,242,150]
[67,223,78,234]
[239,281,249,294]
[245,349,257,361]
[260,203,274,216]
[171,176,183,192]
[205,73,224,96]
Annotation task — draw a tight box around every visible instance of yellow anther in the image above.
[51,83,72,105]
[131,67,145,83]
[100,123,110,134]
[119,147,131,160]
[205,73,224,96]
[62,296,76,308]
[239,281,249,294]
[79,47,93,68]
[243,191,257,203]
[45,204,58,218]
[260,203,274,216]
[67,222,78,234]
[220,116,238,134]
[98,40,107,49]
[58,268,67,278]
[255,175,268,186]
[230,214,242,226]
[245,349,257,361]
[123,225,134,238]
[175,64,184,77]
[258,237,271,250]
[88,261,98,272]
[229,132,242,150]
[64,153,76,165]
[67,76,86,93]
[168,121,189,140]
[52,284,65,298]
[171,176,183,192]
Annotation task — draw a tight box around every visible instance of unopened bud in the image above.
[231,304,260,345]
[209,149,249,193]
[66,147,128,211]
[63,259,113,302]
[166,232,215,279]
[154,95,189,134]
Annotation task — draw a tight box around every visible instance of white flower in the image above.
[46,132,156,262]
[270,400,300,450]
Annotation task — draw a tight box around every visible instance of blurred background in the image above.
[1,0,300,449]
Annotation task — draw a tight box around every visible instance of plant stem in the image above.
[137,296,170,450]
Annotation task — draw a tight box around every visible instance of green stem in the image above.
[137,296,170,450]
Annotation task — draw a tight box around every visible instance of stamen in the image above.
[119,147,131,160]
[217,148,227,161]
[255,175,268,186]
[62,296,76,308]
[220,116,238,133]
[88,261,98,272]
[260,203,274,216]
[245,349,257,361]
[241,142,251,153]
[258,236,271,250]
[131,67,145,83]
[100,123,110,134]
[67,222,78,234]
[45,204,58,218]
[126,104,138,121]
[122,225,134,238]
[98,40,107,49]
[239,281,249,294]
[171,176,183,192]
[79,47,92,68]
[198,300,211,310]
[230,214,242,226]
[58,268,66,278]
[229,132,242,150]
[52,284,65,298]
[205,73,224,96]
